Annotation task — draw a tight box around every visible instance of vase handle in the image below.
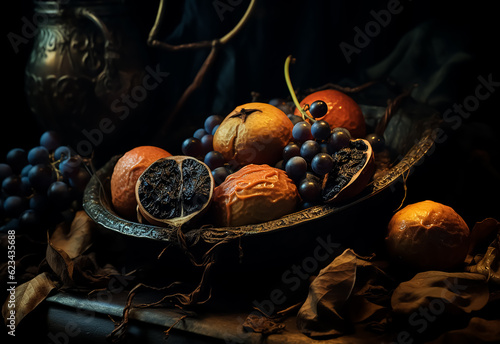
[76,8,122,96]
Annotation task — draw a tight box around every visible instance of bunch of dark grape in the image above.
[278,100,354,206]
[180,114,237,186]
[0,131,91,235]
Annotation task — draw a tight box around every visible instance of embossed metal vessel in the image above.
[25,0,149,156]
[83,100,442,265]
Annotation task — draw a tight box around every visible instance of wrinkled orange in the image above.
[293,89,366,138]
[212,164,299,227]
[386,200,470,271]
[111,146,172,219]
[213,102,293,167]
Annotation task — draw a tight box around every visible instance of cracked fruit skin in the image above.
[212,164,299,227]
[386,200,470,271]
[135,156,214,228]
[111,146,171,219]
[213,102,293,167]
[294,89,366,138]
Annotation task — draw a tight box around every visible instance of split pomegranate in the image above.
[135,156,214,228]
[321,139,374,203]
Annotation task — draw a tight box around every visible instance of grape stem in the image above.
[284,55,316,123]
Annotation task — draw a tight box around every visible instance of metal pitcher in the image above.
[24,0,149,158]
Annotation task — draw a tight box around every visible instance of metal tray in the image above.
[83,99,441,251]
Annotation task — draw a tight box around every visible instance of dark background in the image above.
[3,0,500,224]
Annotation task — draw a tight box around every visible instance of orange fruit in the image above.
[111,146,171,219]
[212,164,299,227]
[213,102,293,167]
[386,200,470,271]
[293,89,366,138]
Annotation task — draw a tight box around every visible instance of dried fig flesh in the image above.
[135,156,214,227]
[322,139,374,203]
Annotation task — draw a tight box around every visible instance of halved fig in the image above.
[321,139,374,203]
[135,156,214,227]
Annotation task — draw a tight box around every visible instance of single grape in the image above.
[47,181,71,209]
[200,134,214,154]
[275,160,285,170]
[6,148,27,174]
[320,142,329,154]
[30,192,49,212]
[311,120,331,141]
[40,130,62,151]
[311,153,334,176]
[283,142,301,162]
[28,164,55,192]
[28,146,50,165]
[2,175,22,195]
[309,100,328,118]
[193,128,207,140]
[269,98,286,108]
[0,163,13,182]
[292,121,313,143]
[3,195,26,218]
[19,209,40,229]
[298,178,322,203]
[68,168,91,194]
[0,218,20,233]
[300,140,320,162]
[365,133,386,152]
[21,164,32,177]
[54,146,72,161]
[211,124,219,135]
[212,166,230,185]
[287,114,302,126]
[20,176,32,196]
[285,156,307,181]
[269,98,293,113]
[327,128,351,153]
[204,151,225,170]
[181,137,203,157]
[59,156,82,178]
[204,115,223,134]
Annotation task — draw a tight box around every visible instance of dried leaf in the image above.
[428,317,500,344]
[49,211,95,259]
[466,231,500,284]
[347,295,385,323]
[45,211,97,288]
[46,235,75,287]
[391,271,489,315]
[466,218,500,264]
[296,248,358,337]
[2,272,57,327]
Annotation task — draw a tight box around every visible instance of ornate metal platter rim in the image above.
[82,117,438,245]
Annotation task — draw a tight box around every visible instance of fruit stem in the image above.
[284,55,315,122]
